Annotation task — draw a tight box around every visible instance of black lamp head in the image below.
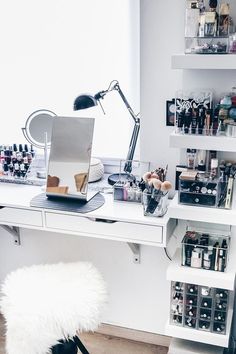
[73,94,98,111]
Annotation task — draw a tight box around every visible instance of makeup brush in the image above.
[142,171,152,182]
[161,181,172,194]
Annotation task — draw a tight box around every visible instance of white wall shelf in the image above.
[167,249,235,290]
[166,306,233,347]
[171,54,236,70]
[169,194,236,226]
[170,131,236,152]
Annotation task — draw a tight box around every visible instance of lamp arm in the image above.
[123,123,140,173]
[112,82,139,124]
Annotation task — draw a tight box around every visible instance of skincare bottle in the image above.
[191,248,202,268]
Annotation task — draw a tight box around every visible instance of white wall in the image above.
[0,0,235,340]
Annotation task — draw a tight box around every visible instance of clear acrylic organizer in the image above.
[142,191,169,217]
[170,282,229,335]
[113,160,150,203]
[181,228,230,272]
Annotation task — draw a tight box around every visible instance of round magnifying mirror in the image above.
[22,109,57,148]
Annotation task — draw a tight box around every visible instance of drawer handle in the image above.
[88,217,117,224]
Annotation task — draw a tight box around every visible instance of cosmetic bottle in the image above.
[203,246,213,270]
[214,312,226,322]
[177,110,185,133]
[212,111,219,135]
[186,149,197,169]
[135,183,142,202]
[187,284,198,294]
[214,323,225,333]
[185,239,194,267]
[127,182,135,201]
[214,242,220,271]
[184,111,192,134]
[123,181,130,201]
[218,249,225,272]
[216,289,228,299]
[197,150,206,173]
[198,108,205,134]
[191,248,202,268]
[199,321,210,330]
[205,109,212,135]
[191,109,198,134]
[210,158,218,179]
[3,162,8,175]
[202,298,212,308]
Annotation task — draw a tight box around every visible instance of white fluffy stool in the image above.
[0,262,107,354]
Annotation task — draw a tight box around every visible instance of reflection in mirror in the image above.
[46,117,96,201]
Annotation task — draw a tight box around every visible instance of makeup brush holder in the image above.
[181,230,230,272]
[170,281,230,335]
[142,191,169,217]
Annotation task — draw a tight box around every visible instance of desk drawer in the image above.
[0,207,43,227]
[45,212,163,244]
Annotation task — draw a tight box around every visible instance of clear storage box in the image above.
[181,229,230,272]
[185,36,229,54]
[142,190,169,217]
[113,160,150,203]
[170,282,229,334]
[179,174,234,209]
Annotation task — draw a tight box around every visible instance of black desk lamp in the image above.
[74,80,140,185]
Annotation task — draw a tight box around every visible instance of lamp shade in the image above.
[73,94,97,111]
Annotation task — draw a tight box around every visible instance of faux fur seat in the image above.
[0,262,107,354]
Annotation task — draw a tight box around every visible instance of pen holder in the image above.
[142,191,169,217]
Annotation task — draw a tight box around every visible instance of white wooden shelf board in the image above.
[166,308,233,347]
[171,54,236,70]
[169,194,236,226]
[167,249,235,290]
[169,131,236,152]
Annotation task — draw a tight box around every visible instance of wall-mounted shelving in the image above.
[168,194,236,226]
[170,131,236,152]
[167,249,235,290]
[166,304,233,348]
[171,54,236,70]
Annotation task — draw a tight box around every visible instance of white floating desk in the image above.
[0,184,176,253]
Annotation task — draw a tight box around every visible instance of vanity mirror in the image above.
[22,109,57,178]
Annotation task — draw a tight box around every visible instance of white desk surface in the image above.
[0,183,171,227]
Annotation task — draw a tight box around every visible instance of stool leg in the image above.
[51,339,78,354]
[73,335,90,354]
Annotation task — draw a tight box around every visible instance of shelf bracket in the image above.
[1,225,21,245]
[127,242,140,263]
